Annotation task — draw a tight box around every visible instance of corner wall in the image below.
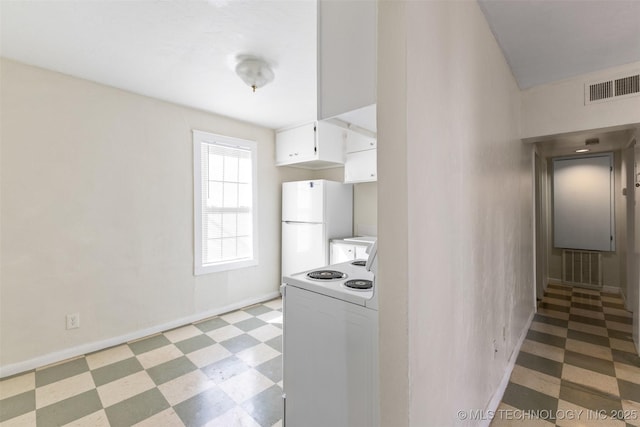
[0,59,302,374]
[379,1,534,425]
[377,0,409,425]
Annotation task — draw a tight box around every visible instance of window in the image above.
[193,130,258,274]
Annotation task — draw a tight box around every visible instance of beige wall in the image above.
[0,58,377,374]
[0,59,308,374]
[521,62,640,139]
[379,1,534,425]
[377,1,410,424]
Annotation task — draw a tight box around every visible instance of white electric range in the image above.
[282,242,379,427]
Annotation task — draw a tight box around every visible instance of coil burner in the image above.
[343,279,373,290]
[307,270,347,280]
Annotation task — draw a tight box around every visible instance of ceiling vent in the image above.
[585,72,640,105]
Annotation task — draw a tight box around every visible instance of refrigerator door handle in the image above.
[283,221,324,225]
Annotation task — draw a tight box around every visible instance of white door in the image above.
[282,180,325,223]
[553,154,614,251]
[282,222,326,277]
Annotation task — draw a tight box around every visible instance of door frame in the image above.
[533,150,550,303]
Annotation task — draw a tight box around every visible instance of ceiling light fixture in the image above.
[235,56,274,92]
[575,148,590,153]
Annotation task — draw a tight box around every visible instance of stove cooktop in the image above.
[284,261,376,308]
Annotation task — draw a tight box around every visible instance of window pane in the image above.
[224,155,239,182]
[222,213,237,237]
[237,213,251,236]
[238,157,251,184]
[209,153,224,181]
[204,238,222,264]
[222,238,237,260]
[207,181,223,208]
[237,236,252,259]
[238,183,251,208]
[223,183,238,208]
[206,214,222,239]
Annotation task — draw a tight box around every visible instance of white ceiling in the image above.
[478,0,640,89]
[1,1,639,131]
[0,0,317,130]
[535,128,635,158]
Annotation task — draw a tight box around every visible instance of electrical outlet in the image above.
[66,313,80,330]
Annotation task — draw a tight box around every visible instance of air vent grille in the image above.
[585,72,640,105]
[589,81,613,101]
[615,75,639,96]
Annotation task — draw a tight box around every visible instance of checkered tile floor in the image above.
[491,284,640,427]
[0,298,283,427]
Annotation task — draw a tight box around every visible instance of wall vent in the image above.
[615,74,639,96]
[585,72,640,105]
[562,250,602,288]
[589,81,613,102]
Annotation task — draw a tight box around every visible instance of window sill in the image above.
[194,258,258,275]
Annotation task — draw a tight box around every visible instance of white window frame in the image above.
[193,130,259,275]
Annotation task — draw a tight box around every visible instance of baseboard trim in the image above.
[0,291,281,379]
[480,309,535,427]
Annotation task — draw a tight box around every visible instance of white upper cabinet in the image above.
[276,1,377,170]
[345,130,376,153]
[318,0,377,120]
[344,126,377,183]
[276,121,346,169]
[345,149,377,184]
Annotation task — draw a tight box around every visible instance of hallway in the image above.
[492,284,640,426]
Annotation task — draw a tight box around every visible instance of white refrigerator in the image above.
[281,180,353,279]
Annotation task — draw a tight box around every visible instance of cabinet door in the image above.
[330,242,356,264]
[345,130,376,153]
[276,122,317,166]
[316,121,346,164]
[344,149,377,183]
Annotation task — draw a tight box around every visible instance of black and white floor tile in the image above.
[3,286,638,427]
[0,298,283,427]
[491,284,640,427]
